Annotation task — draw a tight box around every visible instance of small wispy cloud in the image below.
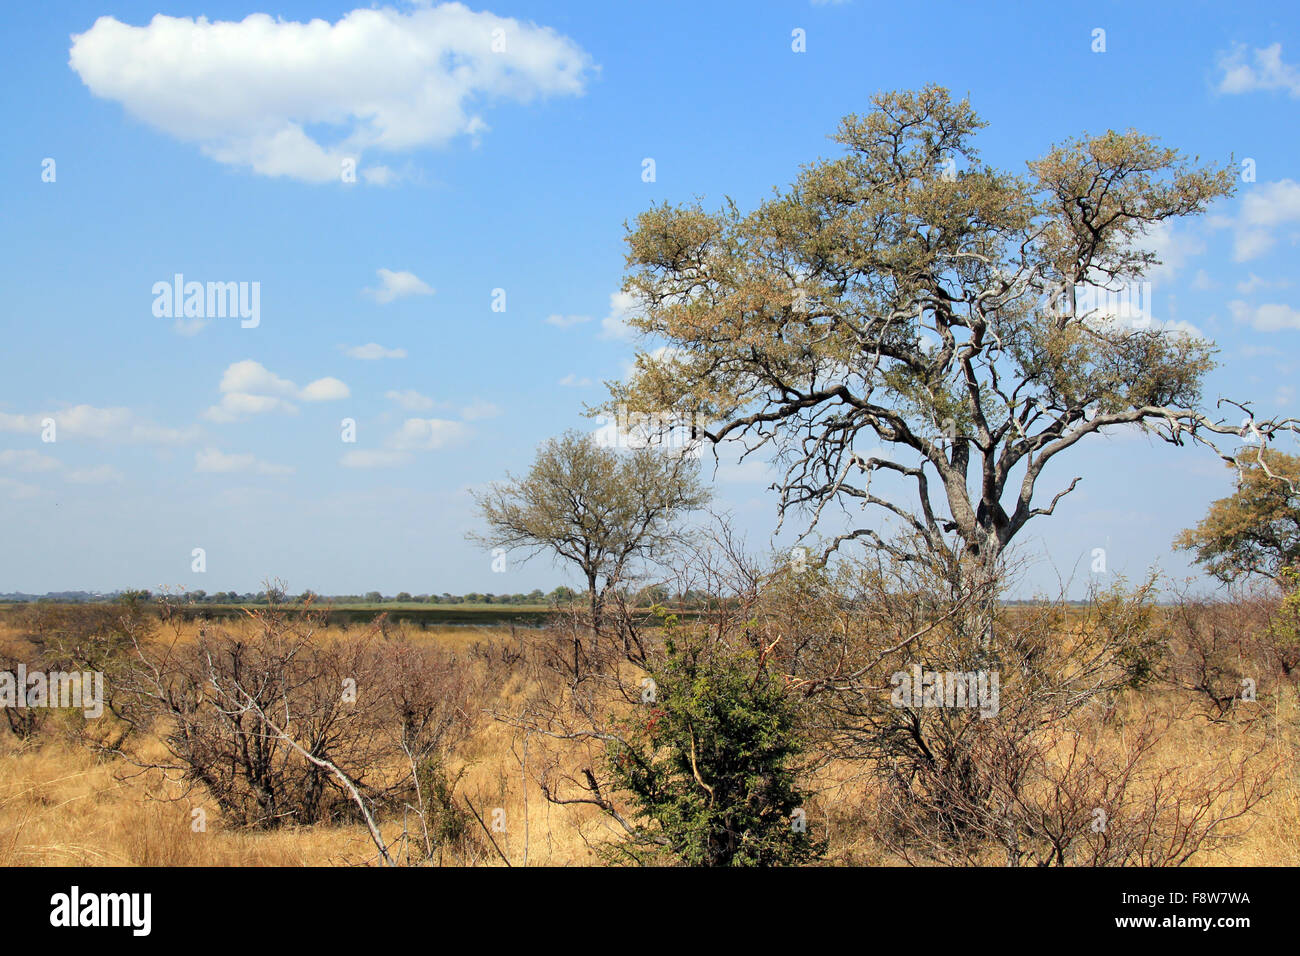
[460,400,503,421]
[1216,43,1300,97]
[195,447,294,475]
[340,449,411,469]
[344,342,407,359]
[0,405,198,445]
[545,313,592,328]
[65,464,125,484]
[385,389,438,411]
[392,418,471,449]
[0,449,61,472]
[340,415,470,468]
[173,317,209,337]
[364,268,434,304]
[1229,299,1300,332]
[600,291,637,340]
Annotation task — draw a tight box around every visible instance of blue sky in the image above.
[0,0,1297,597]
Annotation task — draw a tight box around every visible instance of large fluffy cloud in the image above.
[69,4,592,183]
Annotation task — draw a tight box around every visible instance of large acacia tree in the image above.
[609,85,1295,594]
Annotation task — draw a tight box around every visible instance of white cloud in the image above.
[0,405,198,444]
[204,360,350,422]
[1216,43,1300,97]
[1241,180,1300,227]
[558,373,592,387]
[364,268,434,304]
[298,377,350,401]
[0,449,61,472]
[344,342,407,360]
[712,455,776,484]
[340,413,469,466]
[0,448,123,485]
[1151,318,1208,340]
[218,360,298,398]
[362,165,398,186]
[1237,274,1267,295]
[600,291,638,340]
[1240,344,1282,358]
[1075,284,1208,342]
[65,464,124,484]
[204,392,294,422]
[69,6,592,183]
[1235,273,1290,295]
[460,400,502,421]
[1190,269,1217,292]
[1227,180,1300,261]
[385,389,438,411]
[1137,221,1204,287]
[1233,229,1275,263]
[195,446,293,475]
[1229,300,1300,332]
[340,449,411,469]
[545,313,592,328]
[0,477,42,500]
[173,317,208,336]
[392,417,470,450]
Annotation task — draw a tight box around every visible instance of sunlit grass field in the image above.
[2,608,1296,867]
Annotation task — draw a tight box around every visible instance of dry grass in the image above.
[1,615,1296,866]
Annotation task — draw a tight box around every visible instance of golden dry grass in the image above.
[1,616,1296,866]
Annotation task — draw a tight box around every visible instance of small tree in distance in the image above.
[1175,449,1300,585]
[470,430,710,639]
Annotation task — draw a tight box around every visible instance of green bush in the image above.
[606,615,823,866]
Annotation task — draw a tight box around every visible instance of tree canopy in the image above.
[609,85,1293,579]
[470,430,710,627]
[1176,449,1300,584]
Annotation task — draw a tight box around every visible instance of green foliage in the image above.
[1175,450,1300,584]
[470,430,710,627]
[1266,568,1300,662]
[605,616,823,866]
[610,85,1237,574]
[413,757,477,860]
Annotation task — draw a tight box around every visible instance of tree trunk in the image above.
[958,540,1001,659]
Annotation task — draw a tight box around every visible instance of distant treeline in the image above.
[0,587,581,606]
[0,585,730,616]
[1,587,1107,609]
